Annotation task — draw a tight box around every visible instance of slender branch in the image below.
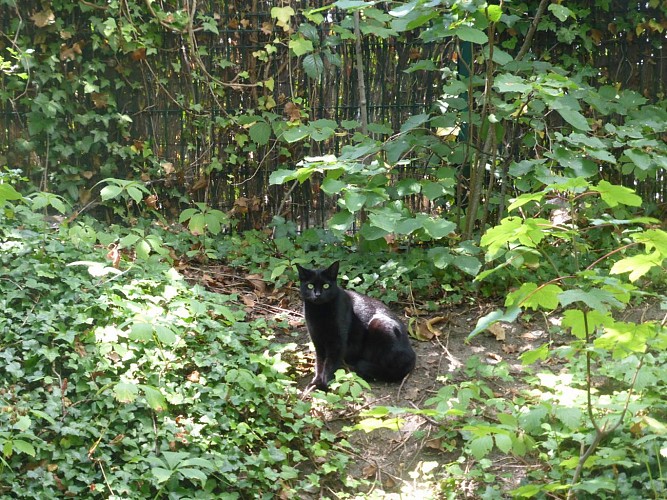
[516,0,550,61]
[353,11,368,134]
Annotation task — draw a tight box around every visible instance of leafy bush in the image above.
[0,200,357,498]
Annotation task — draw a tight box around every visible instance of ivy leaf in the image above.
[271,6,295,30]
[140,384,167,412]
[289,38,314,57]
[592,180,642,207]
[114,382,139,403]
[249,121,271,145]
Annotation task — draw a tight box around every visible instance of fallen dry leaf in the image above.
[501,344,518,354]
[361,463,377,478]
[488,322,506,341]
[246,274,266,294]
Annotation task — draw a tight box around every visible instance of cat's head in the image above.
[295,261,340,304]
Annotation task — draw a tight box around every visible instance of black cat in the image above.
[296,261,416,391]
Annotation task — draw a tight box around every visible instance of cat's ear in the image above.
[325,261,340,279]
[295,264,310,280]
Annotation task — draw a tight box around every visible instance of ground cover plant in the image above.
[2,0,667,498]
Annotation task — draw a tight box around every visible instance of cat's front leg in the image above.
[309,353,328,390]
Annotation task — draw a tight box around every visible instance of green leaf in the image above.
[507,193,544,212]
[0,184,22,202]
[343,191,367,212]
[321,177,345,195]
[420,216,456,239]
[558,288,623,313]
[469,435,493,459]
[506,283,562,311]
[554,406,582,429]
[494,74,531,93]
[610,251,664,282]
[452,255,481,276]
[130,322,154,341]
[271,6,295,26]
[114,382,139,403]
[520,343,549,365]
[283,125,311,143]
[328,210,354,232]
[178,468,207,485]
[624,149,652,170]
[14,415,31,432]
[454,26,488,44]
[400,113,430,133]
[126,186,144,204]
[155,325,177,345]
[12,440,36,457]
[100,184,123,201]
[249,121,272,145]
[468,306,521,340]
[152,467,173,483]
[548,3,574,22]
[428,247,454,269]
[555,107,590,131]
[140,384,167,412]
[303,53,324,80]
[494,433,513,454]
[269,169,297,185]
[289,38,314,57]
[592,180,642,207]
[561,309,613,339]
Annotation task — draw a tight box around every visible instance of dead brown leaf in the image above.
[31,9,55,28]
[246,274,266,294]
[261,21,273,35]
[488,322,506,341]
[361,463,377,478]
[501,344,518,354]
[284,102,301,122]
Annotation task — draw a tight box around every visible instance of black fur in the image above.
[296,261,416,391]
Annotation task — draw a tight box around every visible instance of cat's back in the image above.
[345,290,401,324]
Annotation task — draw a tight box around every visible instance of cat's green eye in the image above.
[323,283,330,289]
[307,283,315,289]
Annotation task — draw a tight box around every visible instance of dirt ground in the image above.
[280,300,543,498]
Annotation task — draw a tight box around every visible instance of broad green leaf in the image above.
[140,385,167,412]
[633,229,667,255]
[420,216,456,239]
[554,407,582,429]
[468,306,521,340]
[178,468,207,485]
[126,186,143,203]
[494,74,531,94]
[595,321,655,358]
[359,223,389,240]
[507,193,544,212]
[394,217,422,235]
[520,343,549,365]
[452,255,481,276]
[469,435,493,459]
[484,4,503,22]
[548,3,573,22]
[14,415,31,432]
[100,184,123,201]
[269,169,297,185]
[328,210,354,232]
[368,209,402,232]
[249,121,271,145]
[400,113,430,133]
[152,467,173,483]
[303,53,324,80]
[321,177,346,194]
[561,309,613,339]
[114,382,139,403]
[421,180,447,200]
[506,283,562,311]
[610,251,664,282]
[289,38,314,57]
[592,180,642,207]
[624,149,652,170]
[558,288,623,312]
[155,325,177,345]
[428,247,454,269]
[0,184,22,202]
[453,26,488,44]
[343,191,367,212]
[555,107,590,131]
[12,440,36,457]
[128,323,153,342]
[282,125,311,143]
[494,433,513,454]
